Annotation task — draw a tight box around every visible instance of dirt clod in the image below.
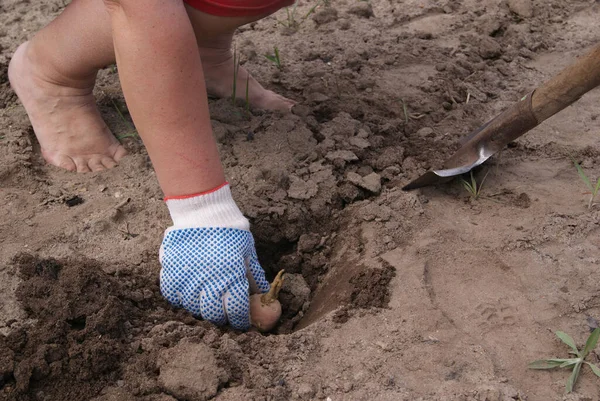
[347,2,374,19]
[312,8,338,25]
[157,340,229,401]
[507,0,534,18]
[349,266,395,309]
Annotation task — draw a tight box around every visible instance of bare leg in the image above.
[182,7,294,111]
[105,0,225,196]
[195,31,295,112]
[184,8,295,112]
[9,0,293,173]
[8,0,127,172]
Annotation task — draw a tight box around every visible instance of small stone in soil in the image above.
[361,173,382,194]
[64,195,84,207]
[296,382,316,400]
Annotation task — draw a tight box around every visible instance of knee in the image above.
[102,0,123,14]
[102,0,138,14]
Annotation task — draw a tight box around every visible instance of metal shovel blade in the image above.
[402,146,494,190]
[402,92,538,191]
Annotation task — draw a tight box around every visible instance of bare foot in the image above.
[199,45,295,112]
[8,42,127,173]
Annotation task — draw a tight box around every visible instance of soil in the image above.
[1,0,600,400]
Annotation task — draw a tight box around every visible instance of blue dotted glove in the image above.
[159,184,270,330]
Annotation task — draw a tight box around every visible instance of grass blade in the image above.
[116,132,137,140]
[556,331,580,356]
[582,328,600,358]
[594,178,600,196]
[572,158,594,192]
[479,169,490,191]
[274,46,280,67]
[231,45,239,106]
[470,171,477,194]
[286,6,291,27]
[566,362,582,393]
[528,359,572,369]
[585,362,600,377]
[402,100,408,123]
[461,179,475,196]
[302,0,322,20]
[559,359,581,368]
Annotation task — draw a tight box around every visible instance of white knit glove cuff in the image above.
[165,183,250,231]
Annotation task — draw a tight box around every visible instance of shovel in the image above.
[403,42,600,190]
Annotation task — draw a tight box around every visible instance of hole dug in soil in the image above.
[255,213,396,332]
[0,217,394,401]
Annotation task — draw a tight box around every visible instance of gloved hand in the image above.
[159,183,270,330]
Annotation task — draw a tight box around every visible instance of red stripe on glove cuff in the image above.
[164,182,229,201]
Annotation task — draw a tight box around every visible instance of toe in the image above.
[258,91,296,112]
[101,156,118,169]
[72,157,92,173]
[112,144,128,162]
[88,157,106,172]
[53,155,77,172]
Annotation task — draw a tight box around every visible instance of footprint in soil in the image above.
[475,301,517,328]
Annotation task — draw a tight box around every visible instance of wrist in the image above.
[165,183,250,231]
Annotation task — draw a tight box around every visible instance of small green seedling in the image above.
[571,157,600,209]
[529,328,600,393]
[265,46,282,69]
[399,98,409,123]
[460,170,489,200]
[277,0,322,29]
[230,46,251,114]
[231,46,240,106]
[110,98,138,140]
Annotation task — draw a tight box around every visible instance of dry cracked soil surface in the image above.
[1,0,600,400]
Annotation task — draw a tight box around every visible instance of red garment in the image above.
[184,0,295,17]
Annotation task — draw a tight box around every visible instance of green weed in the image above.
[265,46,282,70]
[231,47,251,114]
[110,99,138,140]
[399,98,409,123]
[277,0,322,29]
[232,46,240,107]
[571,157,600,209]
[460,170,489,200]
[529,329,600,393]
[397,98,425,122]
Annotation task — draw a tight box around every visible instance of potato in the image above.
[250,270,284,332]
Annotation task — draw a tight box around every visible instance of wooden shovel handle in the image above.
[532,43,600,122]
